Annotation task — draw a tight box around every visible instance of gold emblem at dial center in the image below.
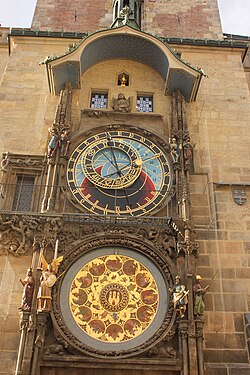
[100,283,129,312]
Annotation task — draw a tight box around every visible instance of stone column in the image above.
[20,249,43,374]
[30,312,49,375]
[14,311,30,375]
[196,320,205,375]
[178,320,189,375]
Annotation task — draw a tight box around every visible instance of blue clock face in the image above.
[67,130,172,216]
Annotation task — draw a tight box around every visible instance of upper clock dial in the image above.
[67,130,172,216]
[83,138,142,190]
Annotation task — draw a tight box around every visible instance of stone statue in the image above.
[47,128,59,158]
[59,129,70,157]
[183,136,193,170]
[112,93,132,113]
[37,264,55,312]
[193,275,209,317]
[171,276,189,318]
[19,268,35,311]
[37,254,63,312]
[120,5,132,25]
[120,74,127,86]
[170,137,180,164]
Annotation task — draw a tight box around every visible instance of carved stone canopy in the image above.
[45,26,202,101]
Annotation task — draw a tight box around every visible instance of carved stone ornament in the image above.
[1,153,45,173]
[0,214,63,256]
[112,93,133,113]
[177,240,199,258]
[145,328,177,359]
[51,234,176,358]
[0,212,180,258]
[232,189,247,206]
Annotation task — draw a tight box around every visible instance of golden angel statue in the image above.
[37,254,63,312]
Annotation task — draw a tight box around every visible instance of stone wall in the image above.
[0,36,79,158]
[0,255,32,375]
[142,0,223,39]
[0,32,250,374]
[31,0,223,39]
[32,0,113,33]
[184,45,250,370]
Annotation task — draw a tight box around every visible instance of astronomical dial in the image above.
[67,130,172,216]
[83,138,142,189]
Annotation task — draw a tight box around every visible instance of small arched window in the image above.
[114,1,119,19]
[134,2,138,20]
[118,72,129,86]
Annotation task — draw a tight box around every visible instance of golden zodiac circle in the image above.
[69,255,159,343]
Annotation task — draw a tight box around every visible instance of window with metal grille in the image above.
[136,95,153,112]
[12,176,35,211]
[90,92,108,109]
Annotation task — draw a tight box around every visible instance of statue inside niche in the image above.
[193,274,209,317]
[170,137,180,164]
[118,72,129,87]
[183,135,193,170]
[47,128,59,158]
[170,275,189,318]
[19,268,35,311]
[112,93,133,113]
[120,5,132,25]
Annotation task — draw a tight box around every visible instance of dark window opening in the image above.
[12,175,35,211]
[115,1,119,18]
[118,72,129,86]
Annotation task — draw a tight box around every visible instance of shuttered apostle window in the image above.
[136,95,153,112]
[90,92,108,109]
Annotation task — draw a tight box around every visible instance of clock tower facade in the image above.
[0,1,250,375]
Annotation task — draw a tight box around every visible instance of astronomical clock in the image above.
[50,124,178,361]
[13,9,202,374]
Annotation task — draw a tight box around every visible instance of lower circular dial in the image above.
[69,254,158,343]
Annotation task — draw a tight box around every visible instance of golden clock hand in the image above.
[141,153,161,163]
[119,158,142,173]
[107,137,122,175]
[102,162,132,178]
[100,150,118,170]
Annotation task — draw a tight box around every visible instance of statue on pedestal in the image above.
[19,268,35,311]
[171,276,189,318]
[37,254,63,312]
[193,274,209,317]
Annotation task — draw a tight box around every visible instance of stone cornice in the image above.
[9,28,248,50]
